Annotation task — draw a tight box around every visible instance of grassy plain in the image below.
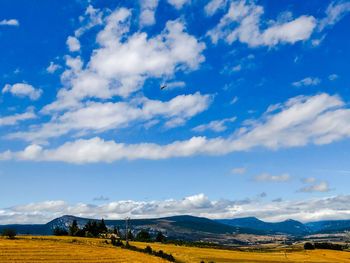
[130,241,350,263]
[0,236,167,263]
[1,236,350,263]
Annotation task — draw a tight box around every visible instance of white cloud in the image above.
[2,83,42,100]
[292,77,321,87]
[45,9,206,111]
[4,93,350,163]
[0,19,19,26]
[7,92,212,142]
[311,34,326,46]
[167,0,189,9]
[0,110,36,127]
[139,0,159,26]
[192,116,236,132]
[166,81,186,90]
[319,1,350,30]
[3,193,350,224]
[231,167,246,175]
[207,0,316,47]
[46,62,61,73]
[66,36,81,52]
[205,0,228,16]
[74,5,104,37]
[230,96,238,104]
[298,181,330,193]
[252,173,291,182]
[329,74,339,81]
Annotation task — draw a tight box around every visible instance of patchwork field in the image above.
[1,236,350,263]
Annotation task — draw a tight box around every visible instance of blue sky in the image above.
[1,0,350,224]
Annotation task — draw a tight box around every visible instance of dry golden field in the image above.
[0,236,167,263]
[1,236,350,263]
[130,241,350,263]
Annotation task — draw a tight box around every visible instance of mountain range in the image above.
[1,215,350,243]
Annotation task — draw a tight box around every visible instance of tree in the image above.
[113,226,121,237]
[98,219,108,233]
[53,227,68,236]
[304,242,315,250]
[135,230,150,242]
[69,220,80,236]
[127,230,134,241]
[1,229,16,239]
[155,231,166,243]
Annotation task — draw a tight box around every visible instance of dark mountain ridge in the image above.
[1,215,350,239]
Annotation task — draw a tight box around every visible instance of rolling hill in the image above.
[2,215,350,242]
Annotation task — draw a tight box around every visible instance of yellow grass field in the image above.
[0,236,167,263]
[1,236,350,263]
[130,241,350,263]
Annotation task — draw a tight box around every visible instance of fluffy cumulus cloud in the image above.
[252,173,291,182]
[207,0,316,47]
[66,36,81,52]
[139,0,159,26]
[0,19,19,26]
[167,0,189,9]
[44,8,205,112]
[2,193,350,224]
[192,117,236,132]
[4,93,350,163]
[2,83,42,100]
[8,92,212,142]
[292,77,321,87]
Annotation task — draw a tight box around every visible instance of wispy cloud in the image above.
[292,77,321,87]
[231,167,246,175]
[252,173,291,182]
[298,181,330,193]
[0,19,19,26]
[192,117,236,132]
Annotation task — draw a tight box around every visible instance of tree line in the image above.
[54,219,167,243]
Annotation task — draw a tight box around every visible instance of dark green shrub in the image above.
[135,230,151,242]
[1,229,16,239]
[53,227,68,236]
[145,245,152,254]
[314,242,343,250]
[304,242,315,250]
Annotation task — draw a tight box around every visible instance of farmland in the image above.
[0,236,167,263]
[1,236,350,263]
[131,241,350,263]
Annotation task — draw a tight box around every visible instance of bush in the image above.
[314,242,343,250]
[111,236,123,246]
[145,245,152,254]
[1,229,16,239]
[155,231,166,243]
[53,227,68,236]
[135,230,151,242]
[304,242,315,250]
